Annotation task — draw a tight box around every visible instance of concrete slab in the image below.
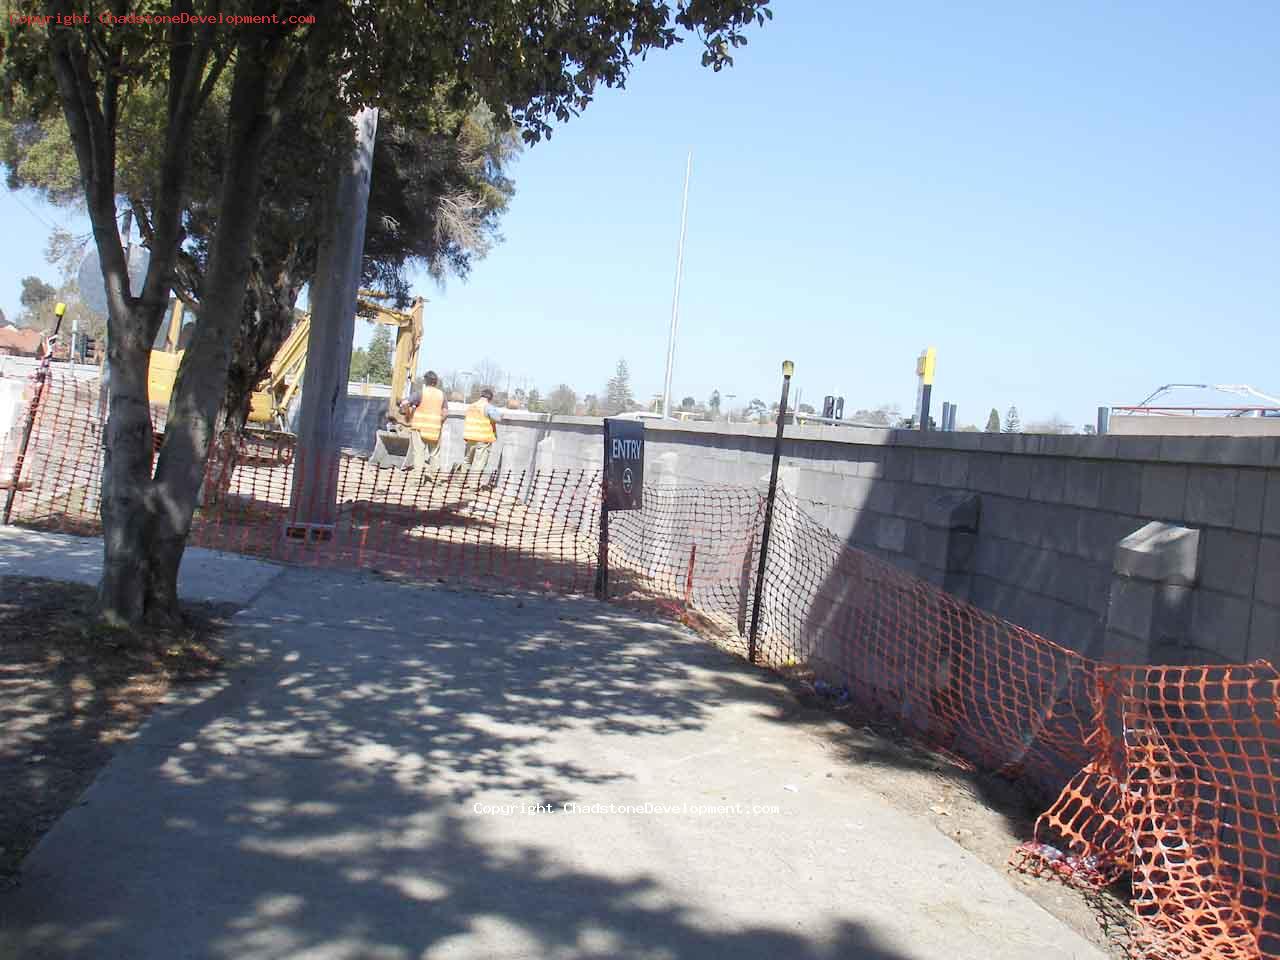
[0,526,283,607]
[0,567,1105,960]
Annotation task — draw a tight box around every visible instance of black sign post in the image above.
[595,419,645,599]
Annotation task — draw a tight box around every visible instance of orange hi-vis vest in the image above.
[410,385,446,442]
[463,399,496,443]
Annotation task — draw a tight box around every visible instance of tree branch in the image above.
[128,195,156,246]
[44,1,129,319]
[139,0,218,312]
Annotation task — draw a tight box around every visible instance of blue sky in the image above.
[2,1,1277,427]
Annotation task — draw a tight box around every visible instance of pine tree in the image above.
[365,325,395,384]
[985,408,1000,432]
[349,348,370,382]
[1003,406,1021,433]
[605,358,635,415]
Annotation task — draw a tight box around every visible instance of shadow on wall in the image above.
[769,441,1104,813]
[0,574,916,960]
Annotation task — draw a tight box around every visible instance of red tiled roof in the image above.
[0,326,44,356]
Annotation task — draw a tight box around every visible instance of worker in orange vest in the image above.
[400,370,448,471]
[462,386,502,474]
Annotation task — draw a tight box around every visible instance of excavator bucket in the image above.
[369,428,428,472]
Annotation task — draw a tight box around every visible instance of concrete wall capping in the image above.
[1113,522,1201,587]
[476,415,1280,469]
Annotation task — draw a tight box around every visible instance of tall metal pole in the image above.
[748,360,794,664]
[288,106,379,538]
[661,152,693,421]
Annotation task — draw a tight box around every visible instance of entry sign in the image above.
[603,419,644,511]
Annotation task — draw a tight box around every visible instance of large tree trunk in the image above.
[142,52,281,621]
[97,300,167,625]
[44,13,199,626]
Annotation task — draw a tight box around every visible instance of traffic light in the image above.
[834,397,844,420]
[823,395,835,419]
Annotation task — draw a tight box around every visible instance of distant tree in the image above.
[19,275,56,309]
[852,404,899,426]
[349,348,370,382]
[605,358,635,415]
[958,424,981,432]
[745,398,767,422]
[798,403,816,414]
[547,384,577,416]
[584,393,602,417]
[527,388,544,413]
[1003,406,1022,433]
[1083,424,1097,435]
[1026,414,1074,435]
[473,358,504,396]
[709,390,721,416]
[365,326,395,385]
[985,408,1002,432]
[442,370,468,400]
[18,275,59,326]
[680,395,696,410]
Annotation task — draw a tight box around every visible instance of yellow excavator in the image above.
[147,291,425,434]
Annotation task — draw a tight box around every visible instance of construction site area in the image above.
[2,347,1279,960]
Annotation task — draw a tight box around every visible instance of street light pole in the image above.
[748,360,794,663]
[661,151,692,420]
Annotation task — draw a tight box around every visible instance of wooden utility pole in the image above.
[287,107,379,539]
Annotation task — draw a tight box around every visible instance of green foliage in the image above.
[708,390,721,414]
[745,398,767,421]
[985,408,1001,432]
[547,384,576,416]
[19,275,55,308]
[363,325,394,384]
[605,358,635,415]
[526,388,544,413]
[1003,406,1021,433]
[349,347,369,382]
[680,396,696,410]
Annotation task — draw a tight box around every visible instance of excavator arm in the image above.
[355,292,425,425]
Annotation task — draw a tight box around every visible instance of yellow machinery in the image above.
[147,299,189,409]
[147,292,424,432]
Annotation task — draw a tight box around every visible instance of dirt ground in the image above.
[767,670,1140,959]
[0,576,229,887]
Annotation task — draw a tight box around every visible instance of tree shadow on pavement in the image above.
[0,569,921,960]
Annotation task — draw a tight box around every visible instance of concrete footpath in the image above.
[0,526,283,606]
[0,529,1105,960]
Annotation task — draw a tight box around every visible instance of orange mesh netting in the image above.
[2,371,1276,959]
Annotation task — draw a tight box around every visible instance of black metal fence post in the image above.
[748,360,793,663]
[594,493,609,599]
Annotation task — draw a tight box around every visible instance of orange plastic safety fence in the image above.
[3,370,1277,960]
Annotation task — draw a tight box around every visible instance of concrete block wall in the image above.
[458,411,1280,668]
